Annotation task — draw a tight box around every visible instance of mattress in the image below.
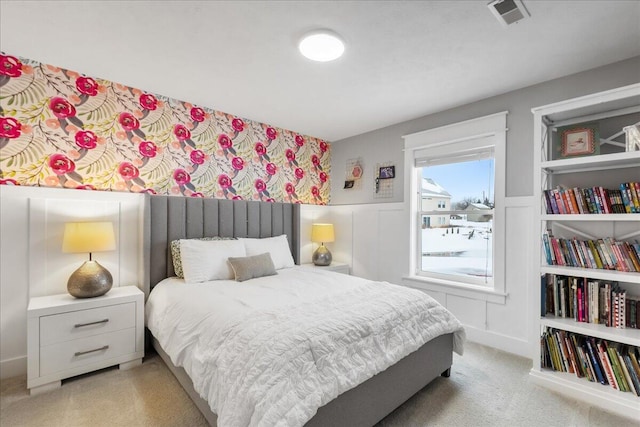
[146,267,465,427]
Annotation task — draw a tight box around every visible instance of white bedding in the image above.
[146,267,465,427]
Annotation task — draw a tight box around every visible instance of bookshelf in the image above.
[532,83,640,419]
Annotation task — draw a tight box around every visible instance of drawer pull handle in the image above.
[74,345,109,357]
[74,319,109,328]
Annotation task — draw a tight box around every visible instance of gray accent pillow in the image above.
[171,236,235,279]
[228,252,277,282]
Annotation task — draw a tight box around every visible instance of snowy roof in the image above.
[466,203,491,210]
[421,178,451,198]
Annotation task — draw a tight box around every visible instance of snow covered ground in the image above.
[421,218,493,279]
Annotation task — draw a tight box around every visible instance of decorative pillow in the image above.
[171,237,235,278]
[228,253,277,282]
[238,235,295,270]
[179,239,246,283]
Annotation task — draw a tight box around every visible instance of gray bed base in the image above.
[143,195,454,426]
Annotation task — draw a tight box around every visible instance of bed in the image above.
[142,195,464,427]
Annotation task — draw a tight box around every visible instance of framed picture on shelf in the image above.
[555,123,599,159]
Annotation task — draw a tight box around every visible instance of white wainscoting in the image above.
[303,197,535,358]
[300,203,408,283]
[0,186,144,379]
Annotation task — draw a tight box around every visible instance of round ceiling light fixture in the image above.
[298,30,345,62]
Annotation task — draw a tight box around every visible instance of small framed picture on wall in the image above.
[378,165,395,179]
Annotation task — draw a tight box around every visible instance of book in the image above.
[541,275,547,317]
[550,237,565,266]
[543,190,554,214]
[596,239,614,270]
[572,335,592,381]
[562,332,580,375]
[624,241,640,271]
[559,278,567,318]
[573,188,586,214]
[571,239,585,268]
[547,333,562,371]
[585,188,598,214]
[607,343,629,392]
[553,189,566,214]
[585,338,606,384]
[567,188,580,214]
[628,182,640,213]
[557,330,573,372]
[618,351,636,393]
[620,183,633,213]
[618,290,626,329]
[545,274,555,315]
[628,349,640,390]
[597,187,611,214]
[623,353,640,396]
[597,341,618,390]
[587,240,604,269]
[580,240,595,269]
[592,187,604,213]
[542,233,553,265]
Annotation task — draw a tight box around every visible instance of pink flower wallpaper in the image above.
[0,53,331,204]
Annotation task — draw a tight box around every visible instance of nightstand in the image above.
[300,261,350,275]
[27,286,144,395]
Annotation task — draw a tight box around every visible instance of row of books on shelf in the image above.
[541,328,640,396]
[543,182,640,215]
[541,274,639,329]
[542,233,640,272]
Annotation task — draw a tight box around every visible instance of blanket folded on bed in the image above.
[177,280,464,427]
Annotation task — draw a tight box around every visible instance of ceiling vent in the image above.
[488,0,530,26]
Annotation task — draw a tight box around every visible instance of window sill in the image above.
[402,275,508,304]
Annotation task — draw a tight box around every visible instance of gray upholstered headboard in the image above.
[142,195,300,297]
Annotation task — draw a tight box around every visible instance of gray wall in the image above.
[330,56,640,205]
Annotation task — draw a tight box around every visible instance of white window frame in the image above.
[403,111,508,300]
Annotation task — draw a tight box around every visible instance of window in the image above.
[403,112,507,294]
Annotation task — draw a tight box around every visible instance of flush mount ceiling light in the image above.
[298,30,345,62]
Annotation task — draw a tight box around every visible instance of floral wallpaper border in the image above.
[0,53,330,204]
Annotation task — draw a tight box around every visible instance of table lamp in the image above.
[62,221,116,298]
[311,223,335,266]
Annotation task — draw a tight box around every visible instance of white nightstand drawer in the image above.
[40,302,135,346]
[40,328,136,376]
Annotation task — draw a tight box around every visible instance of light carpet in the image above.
[1,342,637,427]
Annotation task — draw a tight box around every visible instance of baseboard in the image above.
[0,355,27,379]
[463,325,531,359]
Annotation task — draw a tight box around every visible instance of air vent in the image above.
[488,0,530,26]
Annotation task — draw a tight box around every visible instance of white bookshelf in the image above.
[540,266,640,284]
[532,83,640,420]
[541,213,640,222]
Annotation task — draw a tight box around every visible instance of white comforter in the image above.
[146,267,465,427]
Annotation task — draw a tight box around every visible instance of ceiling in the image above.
[1,1,639,142]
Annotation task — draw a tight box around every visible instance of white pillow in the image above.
[239,235,295,270]
[179,239,246,283]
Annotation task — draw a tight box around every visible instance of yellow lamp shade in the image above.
[62,222,116,254]
[311,223,335,243]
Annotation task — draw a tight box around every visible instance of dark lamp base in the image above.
[312,245,332,266]
[67,260,113,298]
